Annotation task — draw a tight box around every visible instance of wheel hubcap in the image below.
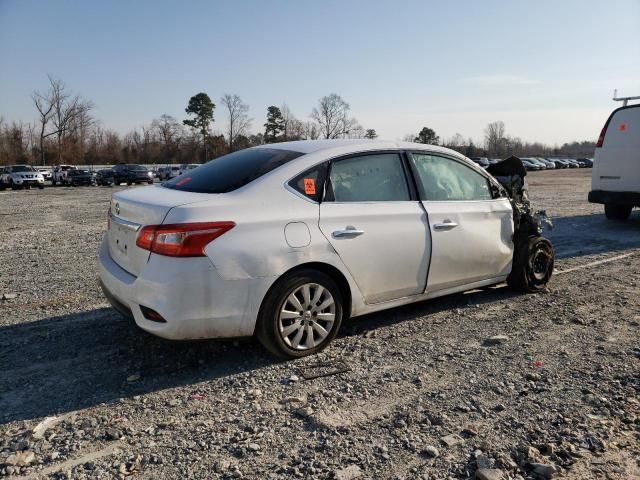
[531,247,552,281]
[278,283,335,350]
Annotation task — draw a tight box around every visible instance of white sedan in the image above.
[98,140,553,358]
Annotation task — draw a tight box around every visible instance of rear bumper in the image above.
[97,235,275,340]
[588,190,640,207]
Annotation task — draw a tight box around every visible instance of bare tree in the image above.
[31,85,55,165]
[47,76,93,163]
[303,121,319,140]
[152,114,183,161]
[221,94,252,152]
[484,121,506,157]
[310,93,359,139]
[346,123,365,139]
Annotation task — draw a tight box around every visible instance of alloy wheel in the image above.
[278,283,335,350]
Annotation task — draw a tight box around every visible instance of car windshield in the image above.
[129,165,147,171]
[163,148,304,194]
[12,165,34,172]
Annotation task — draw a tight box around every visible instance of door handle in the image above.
[332,226,365,238]
[433,219,458,231]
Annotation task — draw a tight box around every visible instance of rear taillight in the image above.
[136,222,235,257]
[596,124,607,148]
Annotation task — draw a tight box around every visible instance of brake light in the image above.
[596,124,607,148]
[136,222,235,257]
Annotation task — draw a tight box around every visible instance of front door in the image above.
[319,152,430,304]
[409,152,514,292]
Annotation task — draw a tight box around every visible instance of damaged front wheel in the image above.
[507,237,554,293]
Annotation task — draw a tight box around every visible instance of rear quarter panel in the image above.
[161,186,367,313]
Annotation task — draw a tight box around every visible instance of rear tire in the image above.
[605,204,632,220]
[507,237,554,293]
[256,269,344,358]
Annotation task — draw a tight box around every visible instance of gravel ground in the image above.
[1,170,639,480]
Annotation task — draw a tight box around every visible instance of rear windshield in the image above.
[163,148,304,193]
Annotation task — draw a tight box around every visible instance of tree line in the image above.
[0,76,595,166]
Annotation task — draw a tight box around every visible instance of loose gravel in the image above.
[1,171,639,479]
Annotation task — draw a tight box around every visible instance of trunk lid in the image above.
[108,185,213,276]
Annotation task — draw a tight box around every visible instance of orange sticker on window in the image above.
[619,123,627,132]
[303,178,316,195]
[176,176,191,186]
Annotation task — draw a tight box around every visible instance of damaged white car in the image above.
[98,140,554,358]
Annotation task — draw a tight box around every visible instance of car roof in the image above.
[255,139,467,158]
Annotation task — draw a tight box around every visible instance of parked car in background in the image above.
[577,158,593,168]
[96,169,115,186]
[112,164,154,185]
[52,165,77,186]
[65,169,95,186]
[589,102,640,220]
[521,159,541,171]
[469,157,490,169]
[99,140,554,358]
[565,159,580,168]
[36,167,52,180]
[158,166,181,181]
[550,159,569,168]
[179,163,200,175]
[523,158,547,170]
[536,158,556,169]
[0,165,45,190]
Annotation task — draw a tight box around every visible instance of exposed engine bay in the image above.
[487,156,555,291]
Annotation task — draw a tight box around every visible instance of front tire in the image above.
[508,237,554,293]
[605,204,632,220]
[256,270,344,358]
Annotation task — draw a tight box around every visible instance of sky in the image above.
[1,0,639,146]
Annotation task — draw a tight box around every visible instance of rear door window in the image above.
[325,153,410,202]
[163,148,304,193]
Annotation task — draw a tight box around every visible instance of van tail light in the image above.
[136,222,235,257]
[596,124,607,148]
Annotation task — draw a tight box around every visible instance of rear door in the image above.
[319,152,430,304]
[594,105,640,192]
[409,152,513,292]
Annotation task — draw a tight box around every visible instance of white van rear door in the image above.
[594,106,640,192]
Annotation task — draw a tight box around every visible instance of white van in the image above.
[589,102,640,219]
